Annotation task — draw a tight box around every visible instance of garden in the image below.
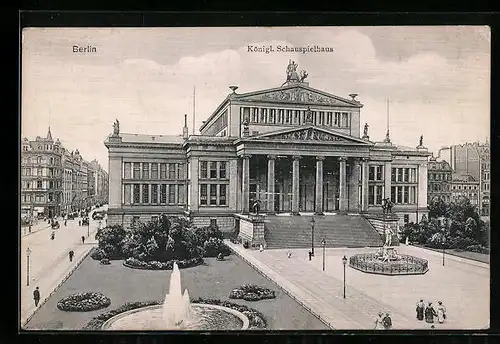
[401,197,490,255]
[90,215,232,269]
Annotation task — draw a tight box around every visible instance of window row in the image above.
[124,162,185,180]
[200,161,227,179]
[204,111,228,136]
[452,192,478,199]
[22,180,62,189]
[21,194,49,203]
[429,173,451,181]
[22,156,61,165]
[123,183,186,205]
[200,184,227,206]
[452,184,477,190]
[21,167,61,177]
[429,184,450,192]
[241,107,351,127]
[390,186,417,204]
[391,168,417,183]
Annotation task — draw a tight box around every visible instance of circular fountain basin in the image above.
[101,304,250,330]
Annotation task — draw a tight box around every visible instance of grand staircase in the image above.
[264,214,383,249]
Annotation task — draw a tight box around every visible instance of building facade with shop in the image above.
[450,173,480,206]
[105,65,431,238]
[427,156,452,203]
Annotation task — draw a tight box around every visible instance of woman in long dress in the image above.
[425,303,437,323]
[436,301,446,323]
[416,300,425,321]
[374,312,384,330]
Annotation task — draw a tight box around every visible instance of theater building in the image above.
[105,64,430,246]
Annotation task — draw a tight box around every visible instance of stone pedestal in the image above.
[236,214,266,247]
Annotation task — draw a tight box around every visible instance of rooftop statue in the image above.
[419,134,424,147]
[363,123,369,137]
[113,119,120,136]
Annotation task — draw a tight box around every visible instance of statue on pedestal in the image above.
[419,134,424,147]
[363,123,369,137]
[112,119,120,136]
[384,226,393,246]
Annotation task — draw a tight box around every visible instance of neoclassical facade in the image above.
[105,65,430,233]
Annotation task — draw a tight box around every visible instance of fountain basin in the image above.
[101,303,250,330]
[349,253,429,275]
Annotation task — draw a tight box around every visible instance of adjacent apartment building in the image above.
[21,128,109,219]
[427,155,453,203]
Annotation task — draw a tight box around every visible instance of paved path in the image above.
[20,207,105,328]
[226,242,489,330]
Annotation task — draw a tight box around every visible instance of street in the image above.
[20,206,106,327]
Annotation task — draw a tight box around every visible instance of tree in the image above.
[428,197,450,219]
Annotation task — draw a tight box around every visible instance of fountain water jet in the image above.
[162,262,191,328]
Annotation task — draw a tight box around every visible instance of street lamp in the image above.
[321,239,326,271]
[442,228,446,266]
[311,217,315,257]
[342,255,348,299]
[26,247,32,287]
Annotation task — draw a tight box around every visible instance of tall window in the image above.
[151,164,158,179]
[133,184,140,203]
[168,164,176,179]
[142,184,149,203]
[200,184,208,205]
[160,163,167,179]
[37,168,42,176]
[178,185,185,204]
[133,163,140,179]
[368,185,375,205]
[177,163,184,179]
[151,184,158,204]
[210,162,217,179]
[143,163,149,179]
[210,184,217,205]
[219,185,227,205]
[124,184,131,204]
[200,162,208,179]
[160,184,167,203]
[219,162,226,179]
[168,185,175,204]
[37,180,42,188]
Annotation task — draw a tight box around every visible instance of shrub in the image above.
[465,244,490,254]
[448,236,477,250]
[229,284,276,301]
[90,248,107,260]
[100,258,111,265]
[203,237,231,257]
[123,256,203,270]
[57,292,111,312]
[243,241,250,249]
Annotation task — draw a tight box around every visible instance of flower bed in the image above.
[123,256,204,270]
[229,284,276,301]
[57,292,111,312]
[349,253,429,275]
[192,298,267,329]
[83,299,267,330]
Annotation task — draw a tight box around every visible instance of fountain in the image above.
[101,262,250,330]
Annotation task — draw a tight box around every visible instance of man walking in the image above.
[69,250,74,262]
[33,287,40,307]
[416,299,425,321]
[382,312,392,330]
[81,236,85,244]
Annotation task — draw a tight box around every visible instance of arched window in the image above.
[37,156,42,164]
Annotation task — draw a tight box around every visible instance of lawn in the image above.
[411,244,489,264]
[25,251,328,331]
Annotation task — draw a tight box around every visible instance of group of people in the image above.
[374,312,393,330]
[416,299,447,324]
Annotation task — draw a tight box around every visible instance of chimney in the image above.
[183,114,188,139]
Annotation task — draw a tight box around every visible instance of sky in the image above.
[21,26,491,171]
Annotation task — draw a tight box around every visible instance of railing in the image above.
[349,253,429,275]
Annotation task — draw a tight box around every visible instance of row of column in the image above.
[241,155,373,214]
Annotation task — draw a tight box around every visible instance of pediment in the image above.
[235,85,360,107]
[250,127,370,144]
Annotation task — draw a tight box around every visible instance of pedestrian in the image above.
[416,299,425,321]
[259,244,263,252]
[78,220,81,226]
[374,312,384,330]
[50,231,55,240]
[424,302,437,323]
[308,251,312,261]
[287,252,292,258]
[33,287,40,307]
[69,250,74,262]
[436,301,446,323]
[382,312,392,330]
[81,235,85,244]
[64,219,67,226]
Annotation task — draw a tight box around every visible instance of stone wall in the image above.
[192,216,235,232]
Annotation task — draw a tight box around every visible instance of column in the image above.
[291,155,301,215]
[384,161,392,199]
[349,158,360,213]
[338,157,347,212]
[190,157,199,211]
[139,184,143,204]
[148,184,152,204]
[267,155,276,213]
[228,159,238,210]
[241,154,251,214]
[315,156,324,215]
[361,158,369,212]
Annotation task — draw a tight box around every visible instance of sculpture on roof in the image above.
[299,70,308,82]
[113,119,120,136]
[286,59,298,80]
[363,123,369,137]
[419,134,424,147]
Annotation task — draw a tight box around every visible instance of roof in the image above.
[120,133,185,144]
[452,173,477,183]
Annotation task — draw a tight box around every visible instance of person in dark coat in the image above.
[69,250,74,262]
[81,236,85,244]
[33,287,40,307]
[416,299,425,321]
[425,302,437,323]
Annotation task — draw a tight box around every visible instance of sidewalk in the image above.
[21,221,51,238]
[20,220,100,328]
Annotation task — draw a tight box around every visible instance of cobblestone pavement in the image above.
[227,242,489,330]
[20,208,104,327]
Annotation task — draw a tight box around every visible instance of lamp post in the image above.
[342,255,347,299]
[321,239,326,271]
[311,217,315,257]
[26,247,31,286]
[442,227,446,266]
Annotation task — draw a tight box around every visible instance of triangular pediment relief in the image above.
[250,126,370,144]
[236,85,360,107]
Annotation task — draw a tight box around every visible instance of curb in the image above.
[226,241,334,330]
[21,245,97,328]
